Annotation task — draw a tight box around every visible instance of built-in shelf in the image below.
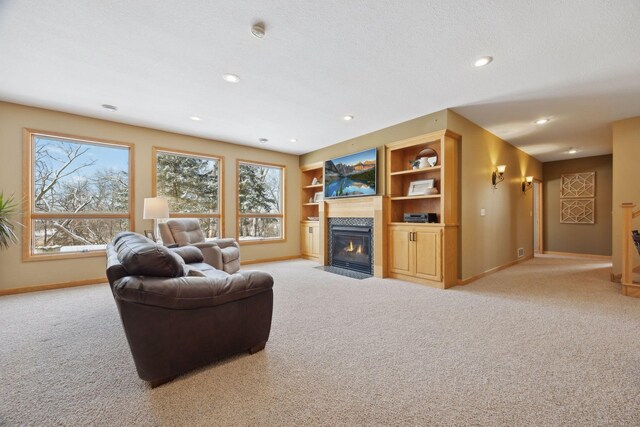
[385,129,460,288]
[390,166,441,176]
[300,162,324,262]
[388,222,445,227]
[390,194,441,201]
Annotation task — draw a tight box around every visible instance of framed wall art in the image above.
[560,198,595,224]
[560,172,595,198]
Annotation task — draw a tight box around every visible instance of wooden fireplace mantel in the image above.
[319,196,388,277]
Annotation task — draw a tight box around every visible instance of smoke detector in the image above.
[251,22,266,38]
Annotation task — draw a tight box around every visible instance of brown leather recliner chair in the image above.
[106,232,273,387]
[158,218,241,274]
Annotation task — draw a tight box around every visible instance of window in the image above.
[153,148,222,238]
[23,130,133,260]
[237,160,285,243]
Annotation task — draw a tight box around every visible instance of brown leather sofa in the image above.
[158,219,241,274]
[106,232,273,387]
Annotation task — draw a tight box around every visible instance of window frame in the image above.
[22,129,135,262]
[236,159,286,245]
[152,147,225,237]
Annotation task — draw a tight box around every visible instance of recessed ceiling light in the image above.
[568,148,578,154]
[343,115,354,121]
[474,56,493,67]
[289,138,298,143]
[535,118,550,125]
[222,73,240,83]
[101,104,117,112]
[189,116,202,121]
[258,138,268,144]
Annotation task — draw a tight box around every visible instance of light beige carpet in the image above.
[1,255,639,425]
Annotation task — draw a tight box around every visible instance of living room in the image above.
[1,1,640,425]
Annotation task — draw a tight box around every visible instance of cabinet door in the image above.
[389,226,412,275]
[414,229,442,281]
[311,224,320,257]
[301,224,313,256]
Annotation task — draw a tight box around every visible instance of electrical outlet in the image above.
[480,209,486,216]
[518,248,525,258]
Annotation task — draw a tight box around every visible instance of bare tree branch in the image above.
[34,145,95,205]
[50,222,92,245]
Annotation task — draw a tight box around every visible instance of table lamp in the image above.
[143,197,169,241]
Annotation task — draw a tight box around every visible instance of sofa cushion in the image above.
[183,265,207,277]
[169,246,204,264]
[189,262,230,280]
[113,232,184,278]
[167,219,205,246]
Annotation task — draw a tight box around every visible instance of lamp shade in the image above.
[143,197,169,220]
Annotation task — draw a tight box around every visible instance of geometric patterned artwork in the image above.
[560,172,595,198]
[560,198,595,224]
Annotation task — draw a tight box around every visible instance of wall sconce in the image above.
[521,176,534,193]
[491,165,506,188]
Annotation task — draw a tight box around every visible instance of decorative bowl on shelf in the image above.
[307,216,319,221]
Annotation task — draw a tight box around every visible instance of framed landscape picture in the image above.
[324,148,376,199]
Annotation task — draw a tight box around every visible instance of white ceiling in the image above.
[1,0,639,161]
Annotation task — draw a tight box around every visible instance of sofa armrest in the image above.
[191,241,217,249]
[197,244,223,270]
[206,238,239,250]
[112,270,273,310]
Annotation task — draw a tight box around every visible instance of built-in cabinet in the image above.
[300,162,323,261]
[385,130,459,288]
[389,224,442,282]
[300,221,320,259]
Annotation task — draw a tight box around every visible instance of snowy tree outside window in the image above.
[155,150,221,238]
[238,161,284,241]
[27,132,132,257]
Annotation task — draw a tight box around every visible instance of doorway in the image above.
[533,181,543,254]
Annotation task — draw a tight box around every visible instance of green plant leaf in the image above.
[0,192,20,250]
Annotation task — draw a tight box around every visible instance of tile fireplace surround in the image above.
[318,196,386,278]
[328,217,374,274]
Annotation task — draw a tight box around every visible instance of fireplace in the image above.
[328,218,373,275]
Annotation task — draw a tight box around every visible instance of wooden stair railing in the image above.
[620,203,640,296]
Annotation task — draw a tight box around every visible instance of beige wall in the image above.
[612,116,640,275]
[542,155,612,256]
[446,111,542,280]
[299,109,542,281]
[0,102,300,291]
[299,109,448,193]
